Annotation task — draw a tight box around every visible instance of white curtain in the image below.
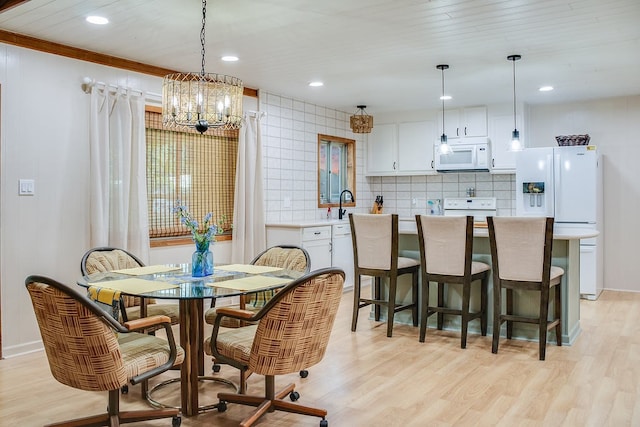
[231,112,266,263]
[89,86,150,262]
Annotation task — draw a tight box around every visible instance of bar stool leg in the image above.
[437,283,445,330]
[461,281,471,349]
[351,275,361,332]
[419,280,430,343]
[387,276,397,338]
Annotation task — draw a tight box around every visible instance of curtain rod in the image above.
[81,77,162,102]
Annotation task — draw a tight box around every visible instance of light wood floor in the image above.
[2,289,640,426]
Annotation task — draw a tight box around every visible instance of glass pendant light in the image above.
[437,64,452,155]
[508,55,523,151]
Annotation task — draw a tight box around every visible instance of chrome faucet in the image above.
[338,189,355,220]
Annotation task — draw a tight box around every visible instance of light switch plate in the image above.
[19,179,35,196]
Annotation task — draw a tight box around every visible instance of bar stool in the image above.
[349,213,420,337]
[487,216,563,360]
[415,215,490,348]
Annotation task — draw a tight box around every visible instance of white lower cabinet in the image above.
[266,225,332,271]
[266,223,354,289]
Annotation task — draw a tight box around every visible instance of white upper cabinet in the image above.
[366,121,436,176]
[438,106,488,138]
[366,123,397,175]
[490,114,525,173]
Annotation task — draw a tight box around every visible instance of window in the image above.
[318,134,355,207]
[145,106,236,241]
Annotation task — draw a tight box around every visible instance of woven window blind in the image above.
[145,109,238,238]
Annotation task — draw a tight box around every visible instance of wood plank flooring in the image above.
[2,289,640,426]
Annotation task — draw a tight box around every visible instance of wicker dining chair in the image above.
[204,245,311,379]
[205,268,344,427]
[81,247,180,325]
[25,275,184,427]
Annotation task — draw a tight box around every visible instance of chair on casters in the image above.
[349,213,420,337]
[415,215,490,348]
[487,216,564,360]
[206,268,344,427]
[81,247,180,325]
[25,275,184,427]
[81,246,181,396]
[204,245,311,385]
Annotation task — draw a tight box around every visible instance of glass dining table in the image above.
[77,263,304,417]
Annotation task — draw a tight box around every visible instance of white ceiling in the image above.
[1,0,640,114]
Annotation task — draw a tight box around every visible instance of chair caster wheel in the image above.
[121,385,129,394]
[320,419,328,427]
[172,415,181,427]
[289,391,300,401]
[217,401,227,412]
[299,370,309,378]
[212,364,221,373]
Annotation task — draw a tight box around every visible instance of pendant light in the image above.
[350,105,374,133]
[508,54,523,151]
[437,64,452,155]
[162,0,243,133]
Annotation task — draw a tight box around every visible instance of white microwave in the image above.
[434,140,491,172]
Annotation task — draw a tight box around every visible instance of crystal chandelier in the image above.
[349,105,374,133]
[162,0,243,133]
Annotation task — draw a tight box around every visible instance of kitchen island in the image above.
[396,219,598,345]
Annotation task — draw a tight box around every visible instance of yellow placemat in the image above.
[88,278,179,294]
[111,265,182,276]
[215,264,283,274]
[208,275,291,292]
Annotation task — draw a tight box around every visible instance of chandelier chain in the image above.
[200,0,207,78]
[512,58,516,129]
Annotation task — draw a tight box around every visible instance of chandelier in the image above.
[349,105,374,133]
[162,0,243,133]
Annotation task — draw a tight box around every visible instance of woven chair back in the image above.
[249,270,344,376]
[26,280,127,392]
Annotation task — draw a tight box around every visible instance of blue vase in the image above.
[192,241,214,277]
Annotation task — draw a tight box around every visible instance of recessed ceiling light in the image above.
[221,56,239,62]
[309,81,324,87]
[440,95,452,100]
[86,16,109,25]
[539,86,554,92]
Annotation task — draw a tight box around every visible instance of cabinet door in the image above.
[303,239,332,271]
[397,121,436,174]
[331,223,354,288]
[462,106,487,137]
[490,114,523,172]
[366,123,397,175]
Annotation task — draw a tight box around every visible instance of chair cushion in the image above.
[118,332,185,380]
[398,256,420,269]
[204,324,257,365]
[550,266,564,286]
[471,261,491,275]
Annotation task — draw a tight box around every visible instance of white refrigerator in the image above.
[515,146,603,299]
